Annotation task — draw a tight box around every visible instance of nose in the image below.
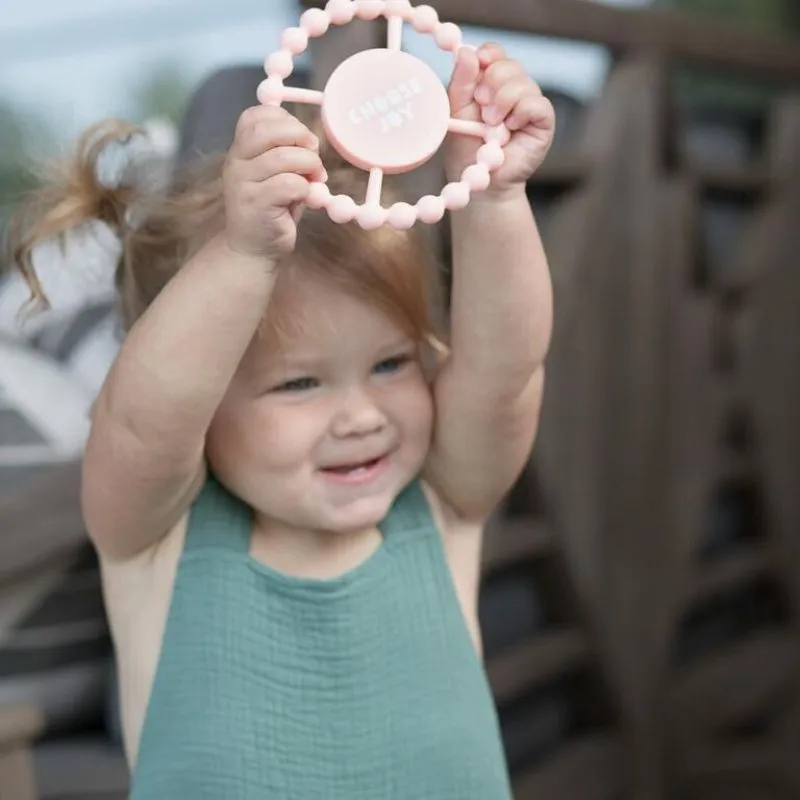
[331,387,387,438]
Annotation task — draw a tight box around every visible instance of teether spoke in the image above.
[283,88,325,106]
[366,168,384,206]
[356,167,390,229]
[447,119,488,138]
[387,15,404,51]
[263,0,511,228]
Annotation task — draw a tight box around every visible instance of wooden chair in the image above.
[0,706,43,800]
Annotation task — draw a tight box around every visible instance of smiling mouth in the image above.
[320,455,389,484]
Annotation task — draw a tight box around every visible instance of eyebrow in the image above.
[380,335,417,351]
[257,336,416,373]
[259,353,322,375]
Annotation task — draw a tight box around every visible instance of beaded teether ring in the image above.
[258,0,511,229]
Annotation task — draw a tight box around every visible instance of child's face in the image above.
[207,273,434,535]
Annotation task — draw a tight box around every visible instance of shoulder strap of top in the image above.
[184,473,251,555]
[185,475,435,554]
[379,479,437,542]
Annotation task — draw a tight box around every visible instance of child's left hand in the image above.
[445,44,555,196]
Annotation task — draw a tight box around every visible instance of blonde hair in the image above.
[7,117,445,346]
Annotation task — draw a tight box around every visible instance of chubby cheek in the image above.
[391,379,435,456]
[207,397,321,492]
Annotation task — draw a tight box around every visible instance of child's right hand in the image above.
[223,106,326,260]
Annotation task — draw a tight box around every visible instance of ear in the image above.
[423,334,451,380]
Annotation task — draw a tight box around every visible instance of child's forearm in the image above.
[98,233,275,454]
[448,188,553,397]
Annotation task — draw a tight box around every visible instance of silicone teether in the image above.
[259,0,511,229]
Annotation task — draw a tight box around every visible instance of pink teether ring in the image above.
[261,0,510,229]
[321,49,450,174]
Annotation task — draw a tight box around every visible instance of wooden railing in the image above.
[0,706,43,800]
[302,0,800,81]
[421,0,800,83]
[300,3,800,799]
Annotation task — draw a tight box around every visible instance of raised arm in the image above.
[82,107,324,559]
[426,45,555,521]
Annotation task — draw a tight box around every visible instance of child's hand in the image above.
[223,106,326,260]
[445,45,555,197]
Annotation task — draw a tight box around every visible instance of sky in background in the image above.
[1,0,651,146]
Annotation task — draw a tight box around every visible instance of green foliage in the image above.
[657,0,797,113]
[131,61,193,125]
[658,0,795,35]
[0,103,54,235]
[0,61,193,250]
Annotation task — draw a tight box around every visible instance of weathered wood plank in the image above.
[513,733,625,800]
[488,630,588,706]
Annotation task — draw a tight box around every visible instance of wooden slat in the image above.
[530,153,590,187]
[0,460,86,584]
[766,95,800,186]
[748,97,800,616]
[0,706,43,750]
[691,165,771,195]
[669,631,798,736]
[32,739,130,799]
[300,0,800,84]
[682,780,788,800]
[512,733,625,800]
[711,253,771,296]
[488,630,588,706]
[305,17,385,90]
[711,372,748,411]
[0,749,37,800]
[718,451,755,484]
[482,517,554,572]
[681,739,777,779]
[685,545,772,606]
[429,0,800,84]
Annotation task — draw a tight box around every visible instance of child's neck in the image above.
[249,514,382,580]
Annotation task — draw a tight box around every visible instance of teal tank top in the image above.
[131,476,512,799]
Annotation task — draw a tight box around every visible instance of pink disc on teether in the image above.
[321,49,450,174]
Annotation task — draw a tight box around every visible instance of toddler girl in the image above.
[11,43,554,799]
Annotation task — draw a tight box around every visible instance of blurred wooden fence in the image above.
[300,1,800,798]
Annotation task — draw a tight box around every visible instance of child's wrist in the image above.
[219,230,279,270]
[199,231,278,276]
[455,182,528,212]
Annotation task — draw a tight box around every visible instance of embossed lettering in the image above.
[349,78,425,133]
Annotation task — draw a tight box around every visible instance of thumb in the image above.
[447,47,481,117]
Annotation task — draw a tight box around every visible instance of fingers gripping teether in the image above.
[258,0,510,229]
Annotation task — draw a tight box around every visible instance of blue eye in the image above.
[373,355,410,375]
[274,376,318,393]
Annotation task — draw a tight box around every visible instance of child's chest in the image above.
[132,550,509,799]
